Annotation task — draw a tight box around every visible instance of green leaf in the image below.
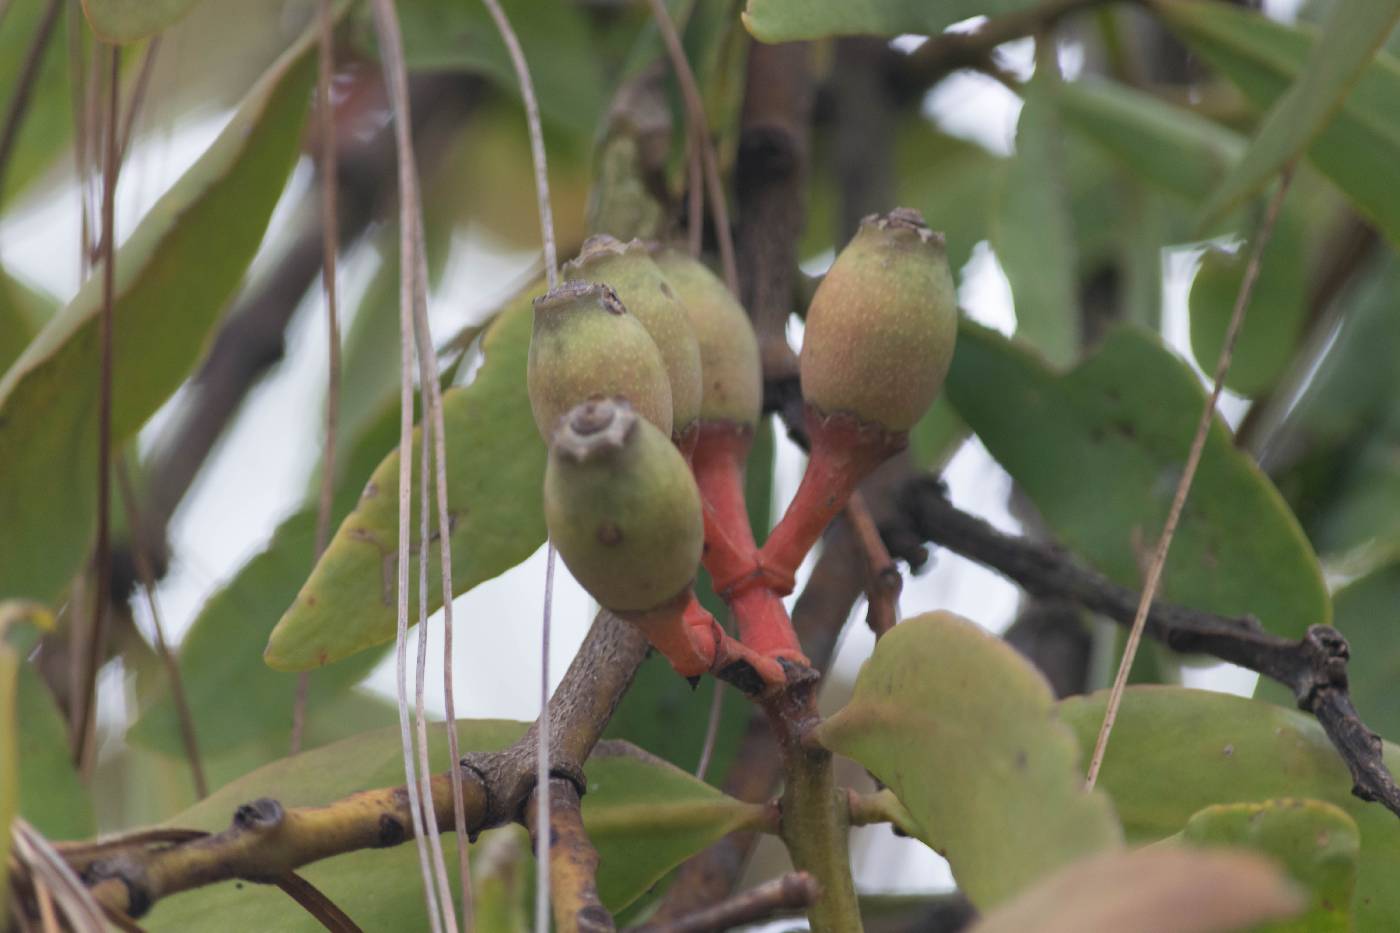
[1179,799,1358,932]
[742,0,1042,42]
[0,22,320,604]
[80,0,205,42]
[1198,0,1400,224]
[909,397,966,472]
[813,612,1122,908]
[944,320,1329,638]
[1161,1,1400,247]
[1058,78,1244,203]
[1187,208,1307,397]
[993,71,1079,367]
[265,293,547,670]
[0,268,55,375]
[1056,78,1309,394]
[363,0,606,140]
[968,846,1302,933]
[0,0,75,204]
[16,658,92,839]
[144,723,757,929]
[1327,563,1400,743]
[1059,687,1400,931]
[584,741,766,911]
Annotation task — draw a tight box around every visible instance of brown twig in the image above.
[273,872,365,933]
[846,491,900,639]
[78,611,649,921]
[0,0,61,201]
[526,779,614,932]
[115,37,160,162]
[628,872,819,933]
[1086,168,1295,790]
[71,44,120,770]
[114,460,208,799]
[895,475,1400,817]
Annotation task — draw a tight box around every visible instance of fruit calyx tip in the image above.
[534,279,626,316]
[553,397,638,462]
[863,207,944,246]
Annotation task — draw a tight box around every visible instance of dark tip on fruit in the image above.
[554,397,638,463]
[533,279,627,316]
[863,207,944,247]
[572,233,627,266]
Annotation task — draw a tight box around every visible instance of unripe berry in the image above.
[800,208,957,432]
[528,281,673,440]
[544,398,703,613]
[564,236,704,436]
[652,247,763,428]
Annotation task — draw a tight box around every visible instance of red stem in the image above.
[758,406,906,594]
[691,423,760,592]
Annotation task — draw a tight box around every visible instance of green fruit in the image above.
[652,247,762,428]
[564,236,703,435]
[544,398,704,612]
[528,280,673,440]
[800,208,958,432]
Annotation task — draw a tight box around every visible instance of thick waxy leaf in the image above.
[969,846,1301,933]
[265,295,547,670]
[0,270,55,374]
[945,321,1329,637]
[1199,0,1400,224]
[1161,1,1400,247]
[1057,79,1308,395]
[813,612,1122,908]
[0,26,318,604]
[585,742,766,910]
[1059,687,1400,931]
[741,0,1042,42]
[80,0,205,42]
[993,72,1078,367]
[0,0,74,203]
[1180,799,1358,932]
[16,658,92,840]
[144,723,756,929]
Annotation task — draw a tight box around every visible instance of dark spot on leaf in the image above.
[660,281,675,300]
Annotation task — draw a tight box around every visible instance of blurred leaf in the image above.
[1058,77,1243,202]
[15,658,92,839]
[144,723,756,928]
[909,397,965,471]
[969,846,1301,933]
[993,71,1079,366]
[1179,798,1358,932]
[1308,408,1400,559]
[806,120,999,275]
[585,741,765,911]
[0,0,73,204]
[366,0,606,140]
[741,0,1044,42]
[0,651,12,917]
[813,612,1122,908]
[0,22,319,604]
[80,0,206,42]
[1188,207,1307,397]
[944,320,1329,638]
[1327,563,1400,743]
[0,269,56,374]
[472,828,532,933]
[1161,1,1400,247]
[1198,0,1400,224]
[1059,687,1400,931]
[1057,79,1308,393]
[266,292,547,670]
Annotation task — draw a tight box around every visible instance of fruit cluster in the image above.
[528,210,956,693]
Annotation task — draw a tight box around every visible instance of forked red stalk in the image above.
[758,408,906,594]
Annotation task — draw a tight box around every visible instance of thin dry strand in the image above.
[0,0,61,196]
[368,0,450,927]
[1085,167,1297,789]
[474,3,560,930]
